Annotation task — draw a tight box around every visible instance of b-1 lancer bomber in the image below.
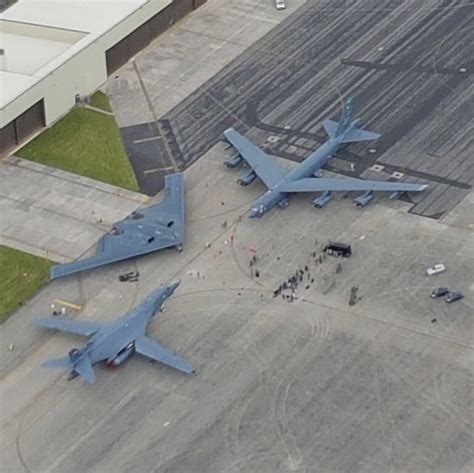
[224,98,427,218]
[35,281,194,383]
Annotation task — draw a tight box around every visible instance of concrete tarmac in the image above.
[0,156,147,262]
[1,147,473,473]
[2,1,473,472]
[109,0,473,220]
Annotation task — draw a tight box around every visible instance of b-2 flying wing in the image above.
[223,97,427,218]
[51,173,185,279]
[35,281,194,384]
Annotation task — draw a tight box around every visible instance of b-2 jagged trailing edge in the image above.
[51,173,185,279]
[224,97,428,218]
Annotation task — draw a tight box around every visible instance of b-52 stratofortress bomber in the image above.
[35,281,193,383]
[224,98,427,218]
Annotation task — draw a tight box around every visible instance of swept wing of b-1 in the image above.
[35,281,193,383]
[224,97,427,218]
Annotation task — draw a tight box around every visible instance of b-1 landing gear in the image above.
[67,370,79,381]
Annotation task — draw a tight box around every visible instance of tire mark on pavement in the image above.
[369,341,396,473]
[270,310,330,472]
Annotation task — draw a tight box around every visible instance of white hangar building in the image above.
[0,0,206,154]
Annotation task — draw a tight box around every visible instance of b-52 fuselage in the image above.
[224,97,427,218]
[35,281,193,383]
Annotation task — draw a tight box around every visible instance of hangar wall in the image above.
[0,0,206,155]
[106,0,203,74]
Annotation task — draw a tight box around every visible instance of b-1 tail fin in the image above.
[42,356,72,369]
[41,351,96,383]
[74,355,96,384]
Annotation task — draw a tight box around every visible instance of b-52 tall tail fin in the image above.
[335,96,353,137]
[322,97,354,139]
[322,97,381,143]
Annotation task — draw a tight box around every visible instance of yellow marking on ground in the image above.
[53,299,82,311]
[143,165,175,175]
[133,136,162,144]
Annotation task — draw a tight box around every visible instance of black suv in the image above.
[431,287,449,298]
[445,291,463,303]
[323,242,352,257]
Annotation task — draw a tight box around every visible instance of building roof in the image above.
[0,0,151,109]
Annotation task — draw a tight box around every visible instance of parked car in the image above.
[431,287,449,298]
[445,291,463,303]
[275,0,286,10]
[426,263,446,276]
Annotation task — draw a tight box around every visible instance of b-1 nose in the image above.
[248,208,261,219]
[168,280,181,294]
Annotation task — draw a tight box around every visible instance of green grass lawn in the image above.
[0,246,53,323]
[18,108,139,192]
[90,90,113,112]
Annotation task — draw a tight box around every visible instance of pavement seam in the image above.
[132,60,179,173]
[5,156,147,203]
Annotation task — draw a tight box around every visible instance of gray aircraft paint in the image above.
[51,173,185,279]
[35,281,193,383]
[224,97,427,218]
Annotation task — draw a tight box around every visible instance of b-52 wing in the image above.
[35,318,103,336]
[279,177,428,193]
[224,128,287,188]
[135,336,194,374]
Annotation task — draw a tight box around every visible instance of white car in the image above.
[426,263,446,276]
[275,0,286,10]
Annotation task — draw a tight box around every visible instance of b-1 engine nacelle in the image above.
[354,191,373,207]
[68,348,81,362]
[67,369,79,381]
[238,170,257,186]
[105,343,135,368]
[224,155,243,168]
